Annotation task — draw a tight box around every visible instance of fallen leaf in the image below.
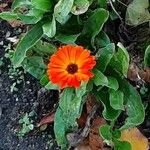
[8,20,23,27]
[37,111,55,127]
[89,117,106,150]
[120,127,149,150]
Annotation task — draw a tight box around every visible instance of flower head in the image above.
[47,45,96,88]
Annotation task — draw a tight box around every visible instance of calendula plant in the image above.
[0,0,145,149]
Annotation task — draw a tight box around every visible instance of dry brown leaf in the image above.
[120,127,149,150]
[127,63,150,82]
[8,20,23,27]
[86,94,97,114]
[89,117,106,150]
[37,111,55,127]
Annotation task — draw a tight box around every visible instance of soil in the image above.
[0,20,59,150]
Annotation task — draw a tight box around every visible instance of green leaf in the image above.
[43,15,56,38]
[95,31,110,48]
[40,74,49,86]
[82,8,109,47]
[112,129,121,139]
[71,0,90,15]
[55,34,80,44]
[32,40,57,55]
[107,76,119,91]
[45,81,59,90]
[110,42,129,77]
[99,124,112,140]
[13,22,43,68]
[54,87,86,149]
[119,80,145,129]
[114,139,132,150]
[93,89,121,120]
[32,0,53,12]
[92,68,108,86]
[125,0,150,26]
[144,45,150,67]
[98,0,107,9]
[109,89,124,110]
[22,56,46,79]
[96,43,115,72]
[0,12,18,20]
[54,0,74,24]
[17,9,43,24]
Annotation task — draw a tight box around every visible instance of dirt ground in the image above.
[0,20,59,150]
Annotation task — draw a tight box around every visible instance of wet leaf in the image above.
[120,128,149,150]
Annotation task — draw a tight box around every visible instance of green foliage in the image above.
[144,45,150,67]
[1,0,146,149]
[13,22,44,68]
[82,8,109,47]
[17,113,34,137]
[54,86,87,149]
[99,125,132,150]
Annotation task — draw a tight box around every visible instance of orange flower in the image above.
[47,45,96,88]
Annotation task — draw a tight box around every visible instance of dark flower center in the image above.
[66,63,78,74]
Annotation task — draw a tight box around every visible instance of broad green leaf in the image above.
[32,0,53,12]
[96,43,115,72]
[114,139,131,150]
[43,15,56,38]
[110,43,129,77]
[54,108,68,150]
[95,31,110,48]
[55,34,80,44]
[75,81,87,97]
[17,9,43,24]
[40,74,49,86]
[13,22,43,68]
[93,89,121,120]
[12,0,31,10]
[107,76,119,91]
[144,45,150,67]
[22,56,46,79]
[71,0,90,15]
[54,0,74,24]
[109,89,124,110]
[0,12,18,20]
[112,129,121,139]
[54,87,86,149]
[45,81,59,90]
[32,40,57,55]
[82,8,109,47]
[126,0,150,26]
[92,69,108,86]
[98,0,107,8]
[119,80,145,129]
[99,124,112,140]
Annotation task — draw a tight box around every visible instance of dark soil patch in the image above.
[0,20,59,150]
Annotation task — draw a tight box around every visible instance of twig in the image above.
[108,0,123,21]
